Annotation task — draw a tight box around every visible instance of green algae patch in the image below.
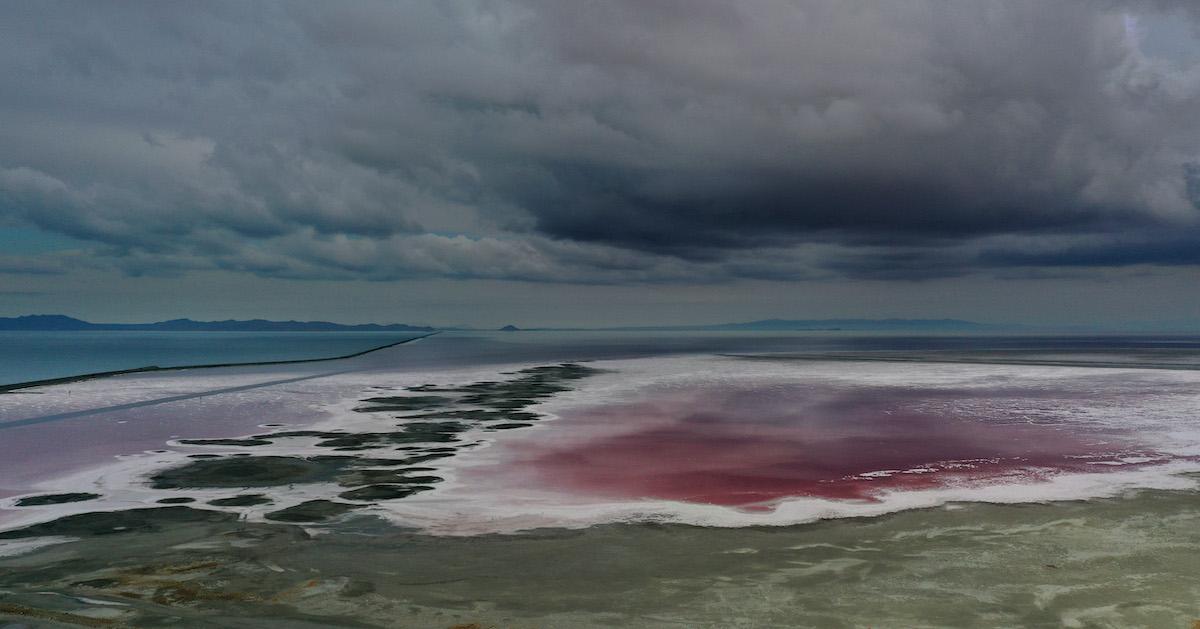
[155,497,196,505]
[354,395,458,412]
[404,409,542,423]
[149,456,354,489]
[207,494,273,507]
[14,492,101,507]
[345,458,414,467]
[401,452,456,464]
[260,422,470,449]
[357,364,599,420]
[178,437,274,447]
[0,507,238,539]
[335,469,444,487]
[407,363,599,410]
[338,484,435,501]
[131,363,602,514]
[264,500,361,523]
[488,422,533,430]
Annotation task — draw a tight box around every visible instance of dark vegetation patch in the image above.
[0,507,238,539]
[401,452,456,463]
[14,493,101,507]
[149,456,354,489]
[404,409,542,423]
[338,484,435,502]
[398,364,597,409]
[155,497,196,505]
[177,438,273,447]
[146,364,600,514]
[335,469,443,487]
[346,458,413,467]
[231,420,472,450]
[264,500,361,523]
[352,395,457,412]
[208,494,272,507]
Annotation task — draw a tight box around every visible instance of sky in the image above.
[1,1,1199,328]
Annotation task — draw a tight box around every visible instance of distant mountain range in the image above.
[0,314,435,332]
[0,314,1019,333]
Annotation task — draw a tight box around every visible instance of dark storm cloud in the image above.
[980,228,1200,268]
[0,1,1198,283]
[512,164,1119,255]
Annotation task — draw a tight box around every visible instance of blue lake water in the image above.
[0,330,426,386]
[6,329,1200,388]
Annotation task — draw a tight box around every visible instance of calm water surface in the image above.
[0,330,425,385]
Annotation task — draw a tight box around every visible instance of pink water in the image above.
[514,384,1168,507]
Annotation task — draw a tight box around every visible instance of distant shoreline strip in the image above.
[0,331,439,393]
[722,352,1200,370]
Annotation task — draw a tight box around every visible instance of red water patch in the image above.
[516,384,1162,508]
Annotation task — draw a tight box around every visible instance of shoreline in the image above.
[0,331,438,393]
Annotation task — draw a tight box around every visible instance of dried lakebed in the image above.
[6,363,600,525]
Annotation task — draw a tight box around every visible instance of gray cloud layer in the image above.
[1,1,1198,283]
